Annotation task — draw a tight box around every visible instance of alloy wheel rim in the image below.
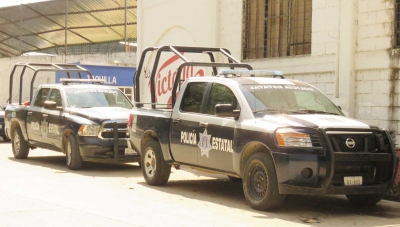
[144,149,156,177]
[67,141,71,165]
[13,133,20,155]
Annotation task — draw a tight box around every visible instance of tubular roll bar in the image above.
[8,63,93,105]
[133,46,252,108]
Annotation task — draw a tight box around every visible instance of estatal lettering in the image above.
[180,130,234,154]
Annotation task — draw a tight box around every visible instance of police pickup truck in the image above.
[128,46,397,211]
[5,63,140,170]
[0,104,10,142]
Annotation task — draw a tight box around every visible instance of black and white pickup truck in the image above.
[0,104,10,142]
[5,63,140,170]
[128,46,397,211]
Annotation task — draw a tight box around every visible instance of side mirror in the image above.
[215,104,240,120]
[44,101,57,110]
[337,106,342,110]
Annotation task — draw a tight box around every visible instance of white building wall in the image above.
[355,0,394,132]
[219,0,243,58]
[138,0,398,138]
[137,0,219,55]
[0,52,136,106]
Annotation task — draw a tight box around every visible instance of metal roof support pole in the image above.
[19,4,22,55]
[64,0,68,56]
[124,0,127,52]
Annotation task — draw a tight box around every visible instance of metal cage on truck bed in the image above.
[8,63,93,105]
[133,46,256,109]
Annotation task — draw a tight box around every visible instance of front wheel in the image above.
[243,152,285,211]
[346,194,385,206]
[12,128,29,159]
[66,134,83,170]
[142,140,171,185]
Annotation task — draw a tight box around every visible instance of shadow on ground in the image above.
[141,167,400,226]
[8,154,142,178]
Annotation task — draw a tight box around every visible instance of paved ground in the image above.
[0,139,400,227]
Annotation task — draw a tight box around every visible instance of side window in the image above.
[49,89,63,109]
[206,83,238,115]
[180,82,207,113]
[33,88,50,107]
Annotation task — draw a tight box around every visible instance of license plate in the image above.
[344,176,362,186]
[125,148,137,155]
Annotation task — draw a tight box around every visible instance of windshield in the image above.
[65,88,133,109]
[240,84,343,115]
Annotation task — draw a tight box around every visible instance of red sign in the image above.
[149,53,204,104]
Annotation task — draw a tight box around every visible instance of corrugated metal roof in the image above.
[0,0,137,57]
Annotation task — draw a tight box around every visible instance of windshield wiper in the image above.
[254,108,285,114]
[296,109,339,115]
[254,108,303,114]
[254,108,339,115]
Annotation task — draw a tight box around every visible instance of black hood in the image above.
[69,107,131,124]
[255,114,375,130]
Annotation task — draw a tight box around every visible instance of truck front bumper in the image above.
[77,136,140,163]
[271,151,394,195]
[0,120,6,137]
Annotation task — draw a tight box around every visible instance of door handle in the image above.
[27,112,32,116]
[43,114,48,118]
[199,122,208,128]
[173,118,181,124]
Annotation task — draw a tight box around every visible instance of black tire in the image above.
[3,136,11,142]
[66,134,83,170]
[243,152,285,211]
[228,176,242,183]
[11,128,29,159]
[142,140,171,185]
[346,193,385,206]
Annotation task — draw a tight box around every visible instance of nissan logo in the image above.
[345,138,356,148]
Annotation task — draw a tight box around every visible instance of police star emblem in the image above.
[198,129,212,158]
[41,118,49,139]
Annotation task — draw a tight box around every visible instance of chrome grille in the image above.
[99,121,128,139]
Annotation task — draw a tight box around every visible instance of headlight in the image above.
[276,128,312,147]
[78,125,101,136]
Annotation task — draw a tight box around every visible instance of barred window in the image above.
[396,0,400,47]
[242,0,312,59]
[118,87,133,101]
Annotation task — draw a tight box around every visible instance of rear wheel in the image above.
[12,128,29,159]
[346,194,384,206]
[66,134,82,170]
[142,140,171,185]
[243,152,285,211]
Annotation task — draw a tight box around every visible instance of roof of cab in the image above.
[38,83,116,90]
[185,76,312,87]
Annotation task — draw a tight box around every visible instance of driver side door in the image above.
[26,88,50,146]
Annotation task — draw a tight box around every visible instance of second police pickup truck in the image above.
[128,46,397,211]
[5,63,140,170]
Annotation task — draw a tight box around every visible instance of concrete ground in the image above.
[0,139,400,227]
